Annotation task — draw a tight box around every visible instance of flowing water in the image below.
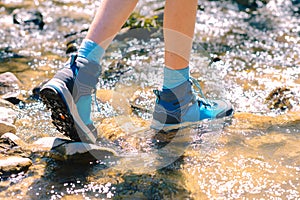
[1,0,300,199]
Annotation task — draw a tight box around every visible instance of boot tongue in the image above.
[69,54,79,76]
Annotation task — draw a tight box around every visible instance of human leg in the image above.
[162,0,197,90]
[152,0,233,130]
[164,0,197,70]
[40,0,138,143]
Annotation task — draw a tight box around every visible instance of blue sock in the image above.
[76,39,105,125]
[163,66,190,89]
[77,39,105,64]
[77,96,93,125]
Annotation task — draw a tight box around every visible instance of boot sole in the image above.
[40,78,97,143]
[40,88,81,141]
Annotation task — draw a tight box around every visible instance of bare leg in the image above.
[86,0,139,49]
[164,0,198,70]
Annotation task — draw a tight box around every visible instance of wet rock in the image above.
[233,0,268,11]
[0,156,32,177]
[0,106,17,124]
[102,60,132,88]
[0,72,24,105]
[0,99,14,107]
[1,132,27,150]
[0,135,20,154]
[0,47,24,61]
[122,12,162,30]
[12,9,44,30]
[129,87,156,114]
[0,135,29,166]
[265,87,298,112]
[0,72,21,96]
[0,122,16,136]
[34,137,118,163]
[116,11,162,40]
[98,115,150,150]
[66,39,80,54]
[0,106,17,136]
[0,134,32,177]
[33,137,70,152]
[116,27,162,42]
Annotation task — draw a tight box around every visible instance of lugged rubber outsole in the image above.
[40,88,81,141]
[151,109,234,132]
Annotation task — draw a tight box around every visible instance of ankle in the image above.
[77,39,105,64]
[163,66,190,89]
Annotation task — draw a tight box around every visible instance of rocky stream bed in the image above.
[1,0,300,199]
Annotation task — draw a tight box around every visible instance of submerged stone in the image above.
[12,9,44,30]
[265,87,298,112]
[96,89,132,115]
[0,47,24,61]
[129,87,156,114]
[233,0,268,11]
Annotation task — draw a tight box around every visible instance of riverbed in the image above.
[1,0,300,199]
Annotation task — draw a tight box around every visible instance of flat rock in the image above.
[33,137,69,151]
[98,115,151,151]
[34,137,118,163]
[230,111,300,130]
[0,156,32,176]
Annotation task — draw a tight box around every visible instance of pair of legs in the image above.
[40,0,233,143]
[87,0,197,70]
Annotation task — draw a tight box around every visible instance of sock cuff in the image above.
[78,39,105,64]
[163,66,190,89]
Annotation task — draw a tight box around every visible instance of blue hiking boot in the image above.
[40,54,101,143]
[151,78,233,131]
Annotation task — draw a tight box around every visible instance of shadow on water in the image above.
[26,147,190,199]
